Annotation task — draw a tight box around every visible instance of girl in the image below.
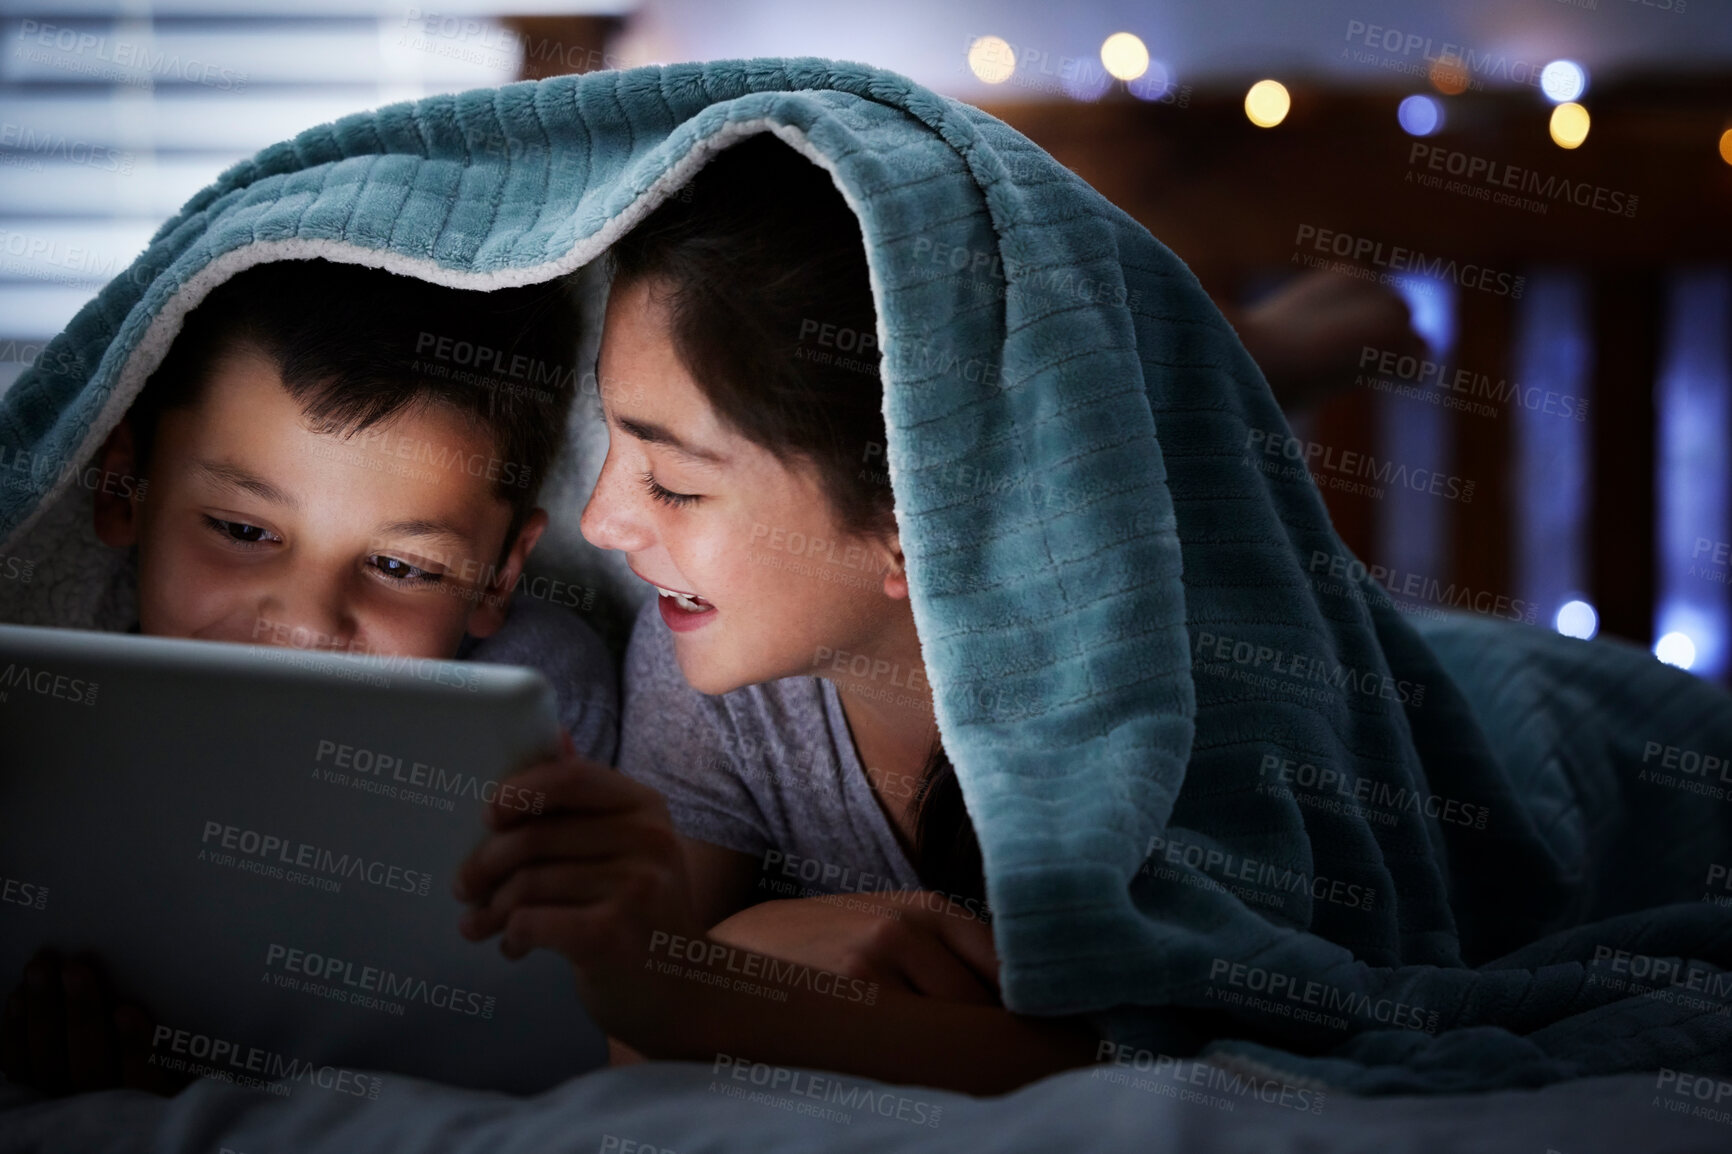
[454,134,1103,1094]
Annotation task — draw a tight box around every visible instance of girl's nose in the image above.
[580,451,654,555]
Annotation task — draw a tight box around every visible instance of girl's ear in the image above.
[879,532,910,601]
[465,507,549,639]
[92,416,142,547]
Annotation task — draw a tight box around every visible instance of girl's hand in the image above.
[453,748,711,1047]
[0,949,188,1097]
[708,893,1001,1005]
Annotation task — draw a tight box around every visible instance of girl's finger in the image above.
[486,755,652,830]
[460,861,621,941]
[920,908,1002,993]
[879,925,1001,1005]
[454,814,661,903]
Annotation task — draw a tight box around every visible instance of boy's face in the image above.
[93,347,545,659]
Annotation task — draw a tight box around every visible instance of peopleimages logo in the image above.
[263,944,496,1018]
[0,661,98,705]
[1308,550,1539,624]
[1139,832,1376,911]
[1292,224,1525,299]
[1194,628,1428,707]
[199,821,433,897]
[1246,427,1476,504]
[711,1054,942,1127]
[1340,19,1546,90]
[1357,345,1589,422]
[150,1024,380,1099]
[1208,958,1441,1034]
[1406,143,1639,219]
[14,19,249,91]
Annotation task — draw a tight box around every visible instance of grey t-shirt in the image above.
[460,595,619,766]
[616,597,922,897]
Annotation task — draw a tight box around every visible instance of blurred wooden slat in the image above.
[1451,290,1514,604]
[1589,269,1662,647]
[505,16,626,81]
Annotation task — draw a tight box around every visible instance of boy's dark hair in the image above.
[606,134,986,909]
[129,258,580,550]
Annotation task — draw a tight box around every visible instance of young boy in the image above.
[3,260,621,1098]
[88,257,618,764]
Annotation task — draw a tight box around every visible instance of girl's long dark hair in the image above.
[608,134,985,907]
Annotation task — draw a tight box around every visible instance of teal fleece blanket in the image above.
[2,58,1729,1095]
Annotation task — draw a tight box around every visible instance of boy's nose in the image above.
[253,589,360,654]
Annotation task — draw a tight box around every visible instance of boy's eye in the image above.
[370,555,443,585]
[640,471,700,508]
[203,515,281,546]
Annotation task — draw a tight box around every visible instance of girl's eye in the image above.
[640,471,700,508]
[203,515,280,546]
[370,555,443,585]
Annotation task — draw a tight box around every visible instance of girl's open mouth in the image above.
[653,584,716,632]
[654,584,712,613]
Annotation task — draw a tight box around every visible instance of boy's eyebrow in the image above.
[375,518,474,553]
[615,415,728,465]
[197,459,298,507]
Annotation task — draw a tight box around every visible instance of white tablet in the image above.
[0,623,606,1097]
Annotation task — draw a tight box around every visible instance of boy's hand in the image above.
[454,748,711,1046]
[708,894,1001,1005]
[1,949,188,1097]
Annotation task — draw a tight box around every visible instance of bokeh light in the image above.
[1540,60,1587,104]
[1550,102,1591,149]
[968,36,1015,85]
[1062,64,1114,102]
[1398,94,1444,137]
[1127,60,1174,102]
[1656,631,1697,670]
[1719,128,1732,166]
[1555,599,1599,640]
[1429,58,1471,95]
[1100,32,1149,82]
[1245,79,1291,128]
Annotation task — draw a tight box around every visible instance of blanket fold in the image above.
[2,56,1728,1094]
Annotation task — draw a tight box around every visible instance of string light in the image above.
[1656,631,1697,670]
[1555,600,1599,640]
[1540,60,1587,104]
[1100,32,1149,82]
[1398,94,1444,137]
[968,36,1015,84]
[1245,79,1291,128]
[1550,102,1591,149]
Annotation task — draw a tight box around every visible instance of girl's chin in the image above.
[669,639,776,699]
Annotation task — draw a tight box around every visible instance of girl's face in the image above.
[580,278,907,696]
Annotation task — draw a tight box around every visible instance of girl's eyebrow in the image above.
[615,414,729,465]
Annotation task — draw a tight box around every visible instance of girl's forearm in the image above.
[635,971,1100,1096]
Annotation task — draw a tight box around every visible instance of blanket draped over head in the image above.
[2,58,1729,1095]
